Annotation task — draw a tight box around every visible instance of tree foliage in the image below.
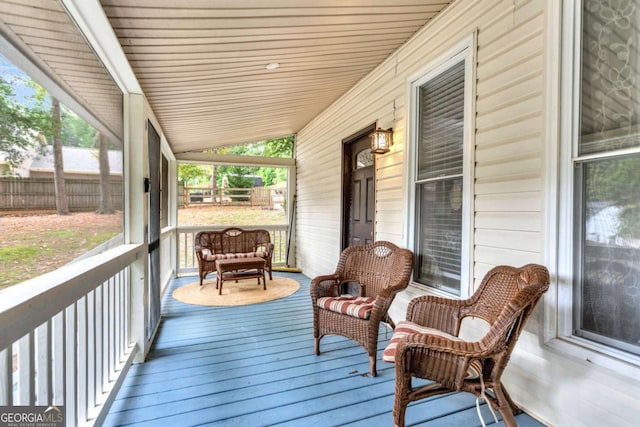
[0,76,40,168]
[178,163,210,185]
[587,156,640,238]
[62,111,96,148]
[214,135,293,187]
[0,61,101,172]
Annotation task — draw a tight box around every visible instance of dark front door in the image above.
[342,126,376,249]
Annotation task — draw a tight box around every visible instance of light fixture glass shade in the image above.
[370,128,393,154]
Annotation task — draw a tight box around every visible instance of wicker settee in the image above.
[194,227,274,286]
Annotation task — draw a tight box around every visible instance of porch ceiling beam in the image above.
[175,152,295,168]
[61,0,141,94]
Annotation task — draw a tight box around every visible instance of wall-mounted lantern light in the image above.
[370,127,393,154]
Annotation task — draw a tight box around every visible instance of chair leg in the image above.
[369,355,377,377]
[393,393,408,427]
[314,337,320,355]
[393,359,413,427]
[493,384,520,427]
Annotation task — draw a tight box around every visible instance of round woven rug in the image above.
[172,276,300,307]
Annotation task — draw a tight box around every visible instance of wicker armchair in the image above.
[310,241,414,377]
[384,264,550,427]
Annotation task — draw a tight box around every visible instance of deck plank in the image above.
[104,273,546,426]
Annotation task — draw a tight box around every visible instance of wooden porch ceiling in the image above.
[99,0,455,154]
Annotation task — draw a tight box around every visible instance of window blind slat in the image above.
[417,60,465,181]
[413,58,465,294]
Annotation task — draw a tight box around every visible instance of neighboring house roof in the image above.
[29,146,123,176]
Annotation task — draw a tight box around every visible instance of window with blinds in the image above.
[413,58,466,295]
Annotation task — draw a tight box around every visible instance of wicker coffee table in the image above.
[215,257,266,295]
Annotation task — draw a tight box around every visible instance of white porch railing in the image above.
[177,224,289,275]
[0,244,144,426]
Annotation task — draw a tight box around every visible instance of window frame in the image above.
[405,34,476,298]
[550,0,640,376]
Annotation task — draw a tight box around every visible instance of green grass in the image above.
[0,214,122,289]
[0,245,42,263]
[1,220,121,290]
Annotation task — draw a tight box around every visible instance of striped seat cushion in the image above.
[317,296,376,320]
[382,321,482,379]
[201,250,269,261]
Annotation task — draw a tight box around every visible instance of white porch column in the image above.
[124,93,149,363]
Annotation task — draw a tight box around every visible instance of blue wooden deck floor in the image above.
[104,273,546,427]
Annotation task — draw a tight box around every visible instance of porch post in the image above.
[124,93,149,363]
[287,164,297,268]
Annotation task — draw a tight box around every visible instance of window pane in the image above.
[577,156,640,354]
[579,0,640,155]
[355,148,374,169]
[415,177,463,294]
[0,54,123,290]
[417,60,465,180]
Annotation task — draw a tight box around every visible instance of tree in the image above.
[0,76,38,169]
[96,131,114,214]
[62,111,96,147]
[50,97,69,215]
[214,135,293,187]
[177,163,210,185]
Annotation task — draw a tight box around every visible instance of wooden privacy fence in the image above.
[181,185,285,208]
[0,177,123,211]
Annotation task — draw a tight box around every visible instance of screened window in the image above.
[570,0,640,355]
[411,54,470,296]
[0,2,124,289]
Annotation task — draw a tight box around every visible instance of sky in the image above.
[0,52,44,106]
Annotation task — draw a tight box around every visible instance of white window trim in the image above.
[545,0,640,378]
[404,33,476,299]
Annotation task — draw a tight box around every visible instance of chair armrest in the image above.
[394,332,485,388]
[310,274,340,302]
[406,295,467,335]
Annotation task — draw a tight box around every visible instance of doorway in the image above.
[342,124,376,250]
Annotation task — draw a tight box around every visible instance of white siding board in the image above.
[476,95,542,129]
[375,175,403,192]
[477,23,543,67]
[475,3,538,47]
[476,87,541,120]
[476,192,542,212]
[475,176,542,195]
[476,114,543,144]
[475,156,542,180]
[506,342,640,427]
[475,229,541,252]
[474,245,542,267]
[475,212,541,232]
[475,134,541,160]
[478,72,542,103]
